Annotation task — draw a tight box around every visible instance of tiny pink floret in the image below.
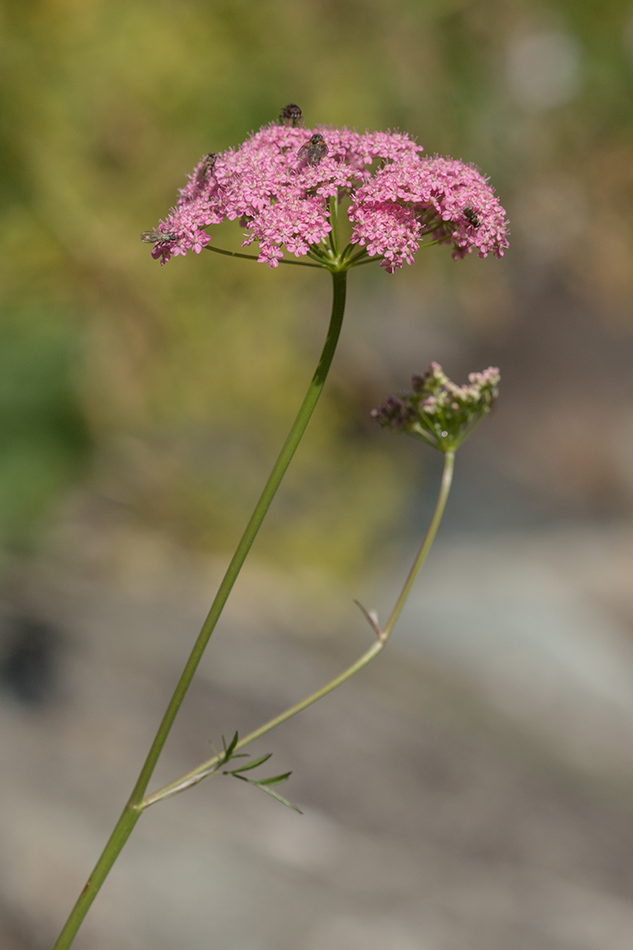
[147,120,508,269]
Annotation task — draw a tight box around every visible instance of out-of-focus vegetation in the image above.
[1,0,632,581]
[0,307,91,555]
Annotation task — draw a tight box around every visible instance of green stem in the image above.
[349,254,380,268]
[205,244,323,268]
[141,449,455,809]
[382,449,454,637]
[50,268,348,950]
[329,194,340,256]
[51,805,142,950]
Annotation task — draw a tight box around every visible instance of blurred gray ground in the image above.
[2,519,633,950]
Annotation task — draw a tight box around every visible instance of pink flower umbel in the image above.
[142,110,509,271]
[372,363,500,452]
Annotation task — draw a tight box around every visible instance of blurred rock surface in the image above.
[2,519,633,950]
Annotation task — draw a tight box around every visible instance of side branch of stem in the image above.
[141,450,455,809]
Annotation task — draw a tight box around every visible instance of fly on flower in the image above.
[297,133,328,166]
[279,104,303,127]
[463,207,480,228]
[141,228,177,244]
[195,153,216,187]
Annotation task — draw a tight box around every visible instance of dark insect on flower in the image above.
[297,133,329,166]
[195,152,216,186]
[140,228,177,244]
[463,206,480,228]
[279,103,303,127]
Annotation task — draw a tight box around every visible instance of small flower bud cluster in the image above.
[371,363,500,452]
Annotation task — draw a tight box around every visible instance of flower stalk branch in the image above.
[140,447,456,810]
[205,245,323,267]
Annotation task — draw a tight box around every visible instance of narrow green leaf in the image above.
[223,753,249,764]
[230,753,273,774]
[228,771,301,812]
[222,732,240,757]
[253,782,302,813]
[256,771,292,786]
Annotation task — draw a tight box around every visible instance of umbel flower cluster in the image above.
[143,106,509,272]
[372,363,500,452]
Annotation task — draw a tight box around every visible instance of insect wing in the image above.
[298,134,328,166]
[141,229,176,244]
[195,152,216,186]
[310,138,328,164]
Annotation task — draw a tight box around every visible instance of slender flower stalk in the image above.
[51,269,347,950]
[382,450,454,638]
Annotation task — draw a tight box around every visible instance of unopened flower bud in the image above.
[372,364,500,452]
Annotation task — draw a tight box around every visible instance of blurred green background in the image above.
[1,0,632,581]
